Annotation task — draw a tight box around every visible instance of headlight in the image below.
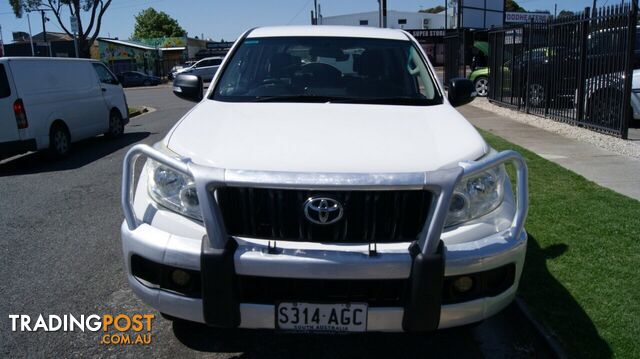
[445,165,506,227]
[147,159,202,221]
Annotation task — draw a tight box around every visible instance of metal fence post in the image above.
[621,0,637,139]
[575,7,591,124]
[510,29,516,108]
[525,20,534,113]
[543,17,552,117]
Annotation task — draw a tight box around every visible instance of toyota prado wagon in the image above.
[120,26,528,333]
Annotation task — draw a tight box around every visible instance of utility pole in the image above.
[26,12,35,56]
[445,0,448,29]
[314,0,318,24]
[554,3,557,17]
[40,10,47,42]
[377,0,387,28]
[70,14,79,58]
[0,25,4,57]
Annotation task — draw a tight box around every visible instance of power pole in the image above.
[445,0,448,29]
[0,24,4,57]
[40,10,47,42]
[70,15,79,58]
[314,0,318,24]
[26,12,35,56]
[377,0,387,28]
[381,0,387,28]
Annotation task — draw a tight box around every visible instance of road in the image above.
[0,85,549,358]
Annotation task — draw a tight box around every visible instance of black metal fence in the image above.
[488,2,637,138]
[444,31,465,84]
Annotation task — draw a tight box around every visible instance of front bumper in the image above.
[122,221,526,330]
[121,145,528,331]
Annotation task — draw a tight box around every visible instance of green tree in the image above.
[558,10,575,17]
[132,8,186,39]
[8,0,112,58]
[505,0,526,12]
[419,5,445,14]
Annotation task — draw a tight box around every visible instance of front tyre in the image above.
[105,111,124,138]
[474,76,489,97]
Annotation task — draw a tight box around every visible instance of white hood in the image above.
[166,100,488,173]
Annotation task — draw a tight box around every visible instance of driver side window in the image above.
[92,63,118,85]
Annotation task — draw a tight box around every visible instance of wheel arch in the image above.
[49,119,70,139]
[110,106,123,119]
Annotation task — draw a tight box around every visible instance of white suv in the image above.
[121,26,528,333]
[172,57,223,82]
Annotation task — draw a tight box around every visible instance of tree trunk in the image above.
[78,38,92,58]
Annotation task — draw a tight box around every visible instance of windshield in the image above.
[212,36,442,105]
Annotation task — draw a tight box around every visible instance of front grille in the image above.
[215,188,432,243]
[237,276,407,307]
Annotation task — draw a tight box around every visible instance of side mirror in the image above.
[447,77,476,107]
[173,74,203,102]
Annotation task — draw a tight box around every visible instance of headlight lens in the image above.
[147,160,201,221]
[445,165,506,227]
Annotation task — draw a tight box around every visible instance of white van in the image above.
[0,57,128,159]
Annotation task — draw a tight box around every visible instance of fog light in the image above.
[171,269,191,287]
[453,276,474,293]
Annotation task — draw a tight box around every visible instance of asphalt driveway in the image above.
[0,86,550,358]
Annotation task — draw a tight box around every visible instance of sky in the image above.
[0,0,598,43]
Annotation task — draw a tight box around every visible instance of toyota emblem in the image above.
[303,197,344,225]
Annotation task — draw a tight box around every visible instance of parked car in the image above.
[168,61,196,80]
[121,26,528,333]
[0,57,128,159]
[468,67,489,97]
[117,71,161,87]
[171,56,223,82]
[631,69,640,122]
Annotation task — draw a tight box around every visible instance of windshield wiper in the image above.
[328,97,440,106]
[253,95,341,103]
[251,95,440,106]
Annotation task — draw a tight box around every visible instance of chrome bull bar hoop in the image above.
[122,144,528,255]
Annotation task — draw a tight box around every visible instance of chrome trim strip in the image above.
[122,145,528,255]
[223,169,427,190]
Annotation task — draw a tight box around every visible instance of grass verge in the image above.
[128,107,144,118]
[480,129,639,358]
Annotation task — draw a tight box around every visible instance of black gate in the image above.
[444,31,465,84]
[488,2,637,138]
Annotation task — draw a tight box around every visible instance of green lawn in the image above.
[128,107,143,117]
[480,129,639,358]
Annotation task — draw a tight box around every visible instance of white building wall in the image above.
[321,10,445,29]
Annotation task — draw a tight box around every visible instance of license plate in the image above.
[276,302,368,332]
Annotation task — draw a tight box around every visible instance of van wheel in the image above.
[106,111,124,138]
[49,124,70,157]
[143,80,151,86]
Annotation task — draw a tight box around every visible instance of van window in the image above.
[0,64,10,98]
[92,63,119,85]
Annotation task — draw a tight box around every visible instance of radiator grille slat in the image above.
[238,276,408,307]
[215,188,432,244]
